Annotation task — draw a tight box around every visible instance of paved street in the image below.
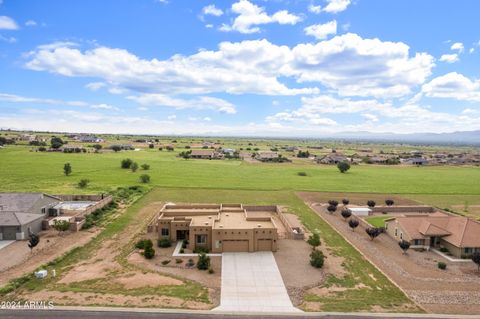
[214,251,300,313]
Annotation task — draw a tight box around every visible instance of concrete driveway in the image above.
[0,240,15,250]
[214,252,300,313]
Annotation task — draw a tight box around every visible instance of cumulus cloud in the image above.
[202,4,223,17]
[439,53,459,63]
[127,94,237,114]
[220,0,302,34]
[304,20,337,40]
[0,92,88,107]
[25,20,37,27]
[25,34,433,99]
[85,82,106,91]
[308,4,322,14]
[323,0,351,13]
[450,42,464,52]
[91,103,120,111]
[422,72,480,102]
[0,16,19,30]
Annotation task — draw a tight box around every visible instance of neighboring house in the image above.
[190,149,223,159]
[77,135,104,143]
[385,212,480,258]
[222,148,236,156]
[17,134,37,142]
[0,193,60,240]
[255,151,287,162]
[403,157,428,165]
[156,203,280,253]
[317,153,349,164]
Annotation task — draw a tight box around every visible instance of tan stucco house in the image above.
[385,211,480,258]
[156,203,282,253]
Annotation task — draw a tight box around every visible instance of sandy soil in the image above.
[0,228,99,286]
[300,193,480,315]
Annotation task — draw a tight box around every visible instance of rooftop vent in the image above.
[204,222,209,225]
[226,213,229,216]
[257,224,262,227]
[219,225,223,228]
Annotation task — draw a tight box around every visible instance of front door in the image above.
[176,230,188,240]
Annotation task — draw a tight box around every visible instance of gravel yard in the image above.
[305,198,480,315]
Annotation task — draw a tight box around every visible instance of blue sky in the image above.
[1,0,480,136]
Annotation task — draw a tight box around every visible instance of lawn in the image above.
[1,146,480,195]
[365,215,392,228]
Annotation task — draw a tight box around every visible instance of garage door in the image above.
[257,239,272,251]
[222,240,249,252]
[2,227,17,240]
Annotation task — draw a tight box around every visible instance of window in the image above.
[414,239,421,245]
[161,228,169,236]
[394,228,398,236]
[400,233,403,240]
[465,247,472,254]
[196,234,207,244]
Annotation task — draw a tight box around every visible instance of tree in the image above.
[28,233,40,252]
[50,136,64,149]
[337,161,350,173]
[53,219,70,234]
[78,179,90,188]
[472,251,480,271]
[140,174,150,183]
[348,219,359,231]
[111,145,122,152]
[141,164,150,170]
[398,240,411,254]
[307,232,321,250]
[63,163,72,176]
[144,246,155,259]
[131,162,139,172]
[148,143,154,149]
[197,252,211,270]
[385,199,394,206]
[341,208,352,221]
[342,198,349,206]
[328,200,339,207]
[92,144,102,151]
[310,249,324,268]
[367,200,376,208]
[121,158,133,169]
[327,205,337,214]
[365,227,381,240]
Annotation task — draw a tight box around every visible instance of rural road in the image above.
[0,308,478,319]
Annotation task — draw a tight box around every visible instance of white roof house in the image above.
[350,207,372,216]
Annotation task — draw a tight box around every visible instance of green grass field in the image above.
[1,146,480,196]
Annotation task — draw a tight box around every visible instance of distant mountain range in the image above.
[317,130,480,146]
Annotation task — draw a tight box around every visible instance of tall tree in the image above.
[341,208,352,221]
[365,227,381,240]
[348,219,359,231]
[28,233,40,252]
[398,240,411,254]
[472,251,480,271]
[63,163,72,176]
[307,232,321,250]
[337,161,350,173]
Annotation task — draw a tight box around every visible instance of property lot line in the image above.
[307,202,427,313]
[2,307,479,319]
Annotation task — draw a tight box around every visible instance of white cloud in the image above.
[450,42,464,53]
[220,0,302,34]
[85,82,106,91]
[469,48,475,54]
[205,24,214,28]
[0,34,16,43]
[167,114,176,120]
[202,4,223,17]
[304,20,337,40]
[127,94,237,114]
[323,0,351,13]
[362,113,379,122]
[0,16,19,30]
[308,4,321,14]
[203,117,212,121]
[26,34,434,99]
[439,53,458,63]
[25,20,37,27]
[422,72,480,102]
[91,103,120,111]
[0,92,88,107]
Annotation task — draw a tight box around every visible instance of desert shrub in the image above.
[367,200,376,208]
[179,248,184,254]
[186,259,195,267]
[135,239,149,249]
[78,179,90,188]
[328,200,339,207]
[131,162,139,172]
[310,249,325,268]
[439,247,449,253]
[144,246,155,259]
[342,198,349,205]
[141,164,150,170]
[197,253,210,270]
[161,260,171,265]
[175,259,183,264]
[157,238,172,248]
[438,262,447,270]
[337,161,350,173]
[193,247,209,254]
[208,268,214,274]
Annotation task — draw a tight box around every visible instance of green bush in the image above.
[157,238,172,248]
[197,253,210,270]
[439,247,449,253]
[186,258,195,267]
[297,171,307,176]
[135,239,152,249]
[179,248,184,254]
[140,174,150,183]
[193,247,209,254]
[121,158,133,169]
[144,246,155,259]
[78,179,90,188]
[310,249,325,268]
[438,262,447,270]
